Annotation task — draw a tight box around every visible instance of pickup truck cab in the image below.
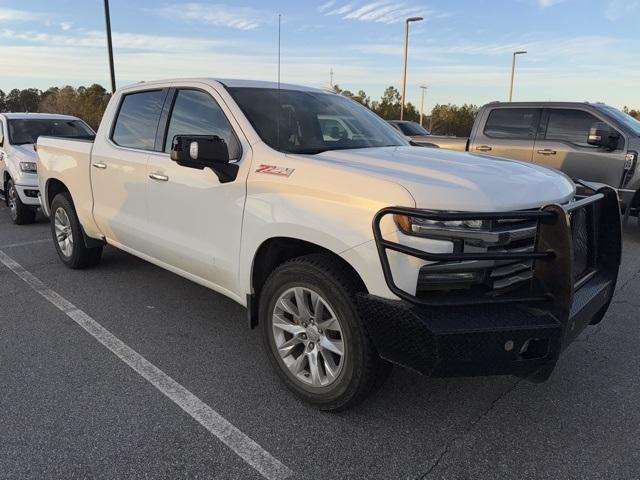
[0,113,94,224]
[427,102,640,218]
[37,79,621,410]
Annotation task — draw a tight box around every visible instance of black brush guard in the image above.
[357,183,621,380]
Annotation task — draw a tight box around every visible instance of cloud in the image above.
[159,3,269,30]
[538,0,567,7]
[0,8,41,22]
[318,0,337,12]
[60,22,73,31]
[321,1,442,24]
[604,0,640,20]
[0,28,235,52]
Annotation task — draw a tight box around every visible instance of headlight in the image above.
[394,214,487,235]
[19,161,38,173]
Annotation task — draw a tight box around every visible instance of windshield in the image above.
[227,87,407,154]
[598,105,640,137]
[397,122,430,136]
[8,119,95,145]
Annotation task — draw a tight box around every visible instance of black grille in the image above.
[416,216,537,300]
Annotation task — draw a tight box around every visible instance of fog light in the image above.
[24,189,39,198]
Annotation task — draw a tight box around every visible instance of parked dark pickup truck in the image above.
[427,102,640,218]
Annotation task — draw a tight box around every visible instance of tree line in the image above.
[1,83,638,137]
[333,84,479,136]
[0,85,111,130]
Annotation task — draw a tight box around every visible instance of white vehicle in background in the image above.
[36,78,621,411]
[0,113,94,224]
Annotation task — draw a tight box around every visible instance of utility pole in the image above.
[419,85,428,127]
[508,50,527,102]
[400,16,423,120]
[103,0,116,93]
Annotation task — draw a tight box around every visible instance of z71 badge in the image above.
[255,164,295,177]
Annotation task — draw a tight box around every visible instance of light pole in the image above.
[419,85,428,127]
[103,0,116,94]
[400,16,423,120]
[508,50,527,102]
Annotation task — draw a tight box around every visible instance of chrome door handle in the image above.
[92,162,107,169]
[537,149,557,155]
[149,172,169,182]
[475,145,492,152]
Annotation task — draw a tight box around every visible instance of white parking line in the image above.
[0,238,51,249]
[0,249,293,480]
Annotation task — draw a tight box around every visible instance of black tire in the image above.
[260,253,390,411]
[6,178,36,225]
[50,192,103,269]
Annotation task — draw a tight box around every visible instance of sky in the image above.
[0,0,638,110]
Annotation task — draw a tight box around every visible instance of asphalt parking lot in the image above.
[1,203,640,480]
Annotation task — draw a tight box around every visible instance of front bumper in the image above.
[14,184,41,206]
[357,272,613,379]
[362,184,621,380]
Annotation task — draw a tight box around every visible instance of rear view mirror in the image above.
[170,135,239,183]
[587,122,620,150]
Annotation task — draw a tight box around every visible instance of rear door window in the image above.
[484,108,538,139]
[544,109,601,147]
[112,90,166,150]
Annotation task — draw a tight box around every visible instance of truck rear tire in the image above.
[6,178,36,225]
[259,253,390,411]
[50,193,103,269]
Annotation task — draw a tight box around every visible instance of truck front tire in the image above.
[50,193,103,269]
[6,178,36,225]
[259,253,390,411]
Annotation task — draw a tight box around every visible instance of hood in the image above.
[10,144,38,163]
[309,146,575,212]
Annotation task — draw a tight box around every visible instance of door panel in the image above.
[145,87,247,294]
[472,107,540,162]
[91,142,150,249]
[91,88,167,251]
[533,108,627,187]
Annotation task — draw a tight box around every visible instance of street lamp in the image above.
[400,16,423,120]
[103,0,116,94]
[508,50,527,102]
[419,85,428,127]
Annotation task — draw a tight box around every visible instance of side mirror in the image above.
[587,122,620,150]
[170,135,239,183]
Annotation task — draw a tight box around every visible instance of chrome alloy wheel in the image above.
[272,287,345,388]
[54,207,74,258]
[7,184,18,221]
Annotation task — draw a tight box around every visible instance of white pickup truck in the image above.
[37,78,622,411]
[0,113,94,224]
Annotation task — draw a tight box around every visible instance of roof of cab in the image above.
[119,77,330,94]
[482,101,609,109]
[1,112,81,120]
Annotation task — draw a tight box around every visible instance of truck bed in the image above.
[36,136,98,237]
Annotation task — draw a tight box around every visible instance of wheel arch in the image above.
[247,236,368,329]
[47,179,104,249]
[45,178,71,212]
